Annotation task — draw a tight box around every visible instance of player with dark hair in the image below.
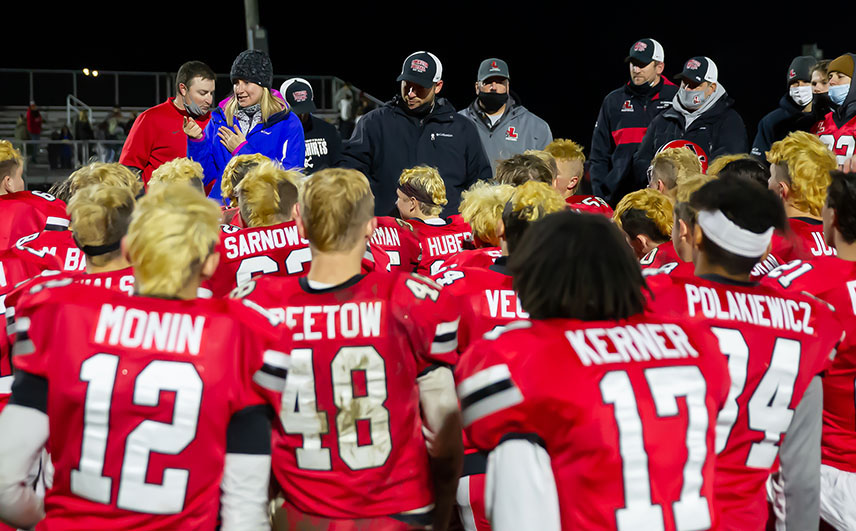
[716,157,770,188]
[761,170,856,530]
[647,176,844,530]
[234,167,463,530]
[0,183,283,529]
[456,210,729,530]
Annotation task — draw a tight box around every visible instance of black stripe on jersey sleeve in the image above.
[433,331,457,344]
[389,507,433,527]
[226,405,273,455]
[260,363,287,379]
[9,371,48,413]
[462,451,488,477]
[417,363,453,378]
[460,379,514,410]
[499,432,547,449]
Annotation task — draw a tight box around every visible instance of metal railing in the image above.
[12,139,127,184]
[1,69,382,112]
[66,95,94,128]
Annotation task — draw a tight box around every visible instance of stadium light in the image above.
[92,70,99,78]
[83,68,90,76]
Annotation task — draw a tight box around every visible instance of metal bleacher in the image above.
[0,68,380,188]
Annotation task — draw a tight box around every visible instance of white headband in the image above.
[696,209,773,258]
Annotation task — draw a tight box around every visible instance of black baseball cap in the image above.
[280,77,317,114]
[625,38,665,65]
[478,58,510,82]
[676,56,719,85]
[397,51,443,88]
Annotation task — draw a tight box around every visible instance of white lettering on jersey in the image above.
[224,226,307,259]
[684,284,813,334]
[276,302,383,341]
[94,304,205,355]
[484,289,528,319]
[565,323,698,366]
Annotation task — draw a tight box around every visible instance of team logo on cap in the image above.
[634,41,648,52]
[490,61,501,71]
[686,59,701,70]
[293,90,309,103]
[788,68,796,79]
[411,59,429,73]
[506,126,518,141]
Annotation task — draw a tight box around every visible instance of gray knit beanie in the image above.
[230,50,273,88]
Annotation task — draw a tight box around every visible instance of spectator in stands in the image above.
[48,125,73,170]
[14,114,28,151]
[459,58,552,173]
[633,56,748,186]
[185,50,304,204]
[340,51,491,216]
[26,101,43,163]
[334,83,356,138]
[812,60,831,94]
[121,60,216,186]
[281,77,342,174]
[590,38,678,205]
[751,56,818,157]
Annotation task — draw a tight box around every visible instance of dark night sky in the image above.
[5,1,853,153]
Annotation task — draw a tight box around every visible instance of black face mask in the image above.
[477,91,508,113]
[401,97,434,117]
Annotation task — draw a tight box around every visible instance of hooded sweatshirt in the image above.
[632,85,748,187]
[811,53,856,165]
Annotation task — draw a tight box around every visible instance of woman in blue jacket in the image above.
[184,49,305,203]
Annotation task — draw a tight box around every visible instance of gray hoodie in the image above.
[459,96,553,174]
[673,83,727,130]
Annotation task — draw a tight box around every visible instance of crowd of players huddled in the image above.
[0,46,854,531]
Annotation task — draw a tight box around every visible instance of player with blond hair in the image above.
[397,166,473,275]
[0,140,69,249]
[201,161,309,297]
[754,130,838,276]
[440,181,514,270]
[220,153,271,226]
[613,188,677,269]
[647,146,704,199]
[0,182,283,530]
[544,138,613,216]
[148,157,205,192]
[68,162,143,199]
[233,167,463,530]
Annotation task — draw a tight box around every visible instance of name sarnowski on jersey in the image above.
[685,284,814,334]
[94,303,205,355]
[224,225,307,259]
[566,323,698,366]
[273,302,383,341]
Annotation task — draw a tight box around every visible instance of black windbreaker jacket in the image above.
[340,96,492,216]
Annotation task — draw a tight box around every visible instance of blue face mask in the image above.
[829,83,850,106]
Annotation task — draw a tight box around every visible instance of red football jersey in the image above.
[566,194,615,217]
[434,258,524,352]
[237,271,460,519]
[15,229,86,273]
[371,216,422,272]
[441,247,502,271]
[647,272,843,529]
[0,190,69,250]
[639,240,683,271]
[813,112,856,166]
[762,257,856,473]
[456,314,730,530]
[642,259,695,279]
[202,221,312,297]
[73,266,136,296]
[752,217,836,277]
[408,215,473,276]
[11,281,281,530]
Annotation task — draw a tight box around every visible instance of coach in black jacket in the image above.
[633,56,747,186]
[590,38,678,205]
[340,51,491,216]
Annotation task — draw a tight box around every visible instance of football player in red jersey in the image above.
[647,146,703,199]
[813,53,856,167]
[234,167,463,530]
[613,188,680,269]
[436,181,564,531]
[397,166,473,275]
[753,131,838,276]
[544,139,586,199]
[0,141,70,250]
[646,176,844,530]
[371,215,422,271]
[202,161,309,297]
[456,210,730,530]
[219,153,270,227]
[762,171,856,529]
[0,183,282,530]
[443,181,513,270]
[147,157,206,193]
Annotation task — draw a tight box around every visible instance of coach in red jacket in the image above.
[120,61,215,185]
